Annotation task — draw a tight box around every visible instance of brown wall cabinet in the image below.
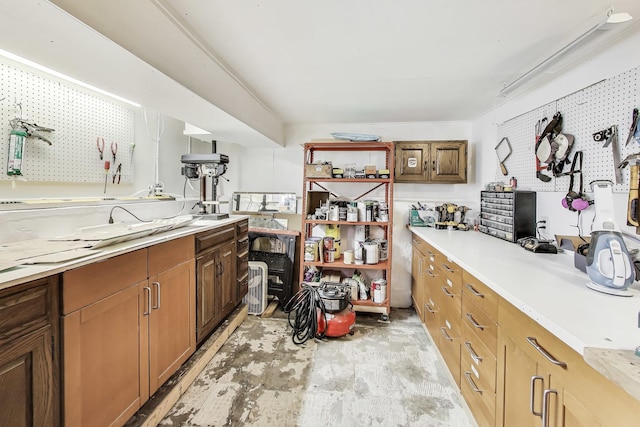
[0,276,59,427]
[394,140,467,183]
[62,236,195,427]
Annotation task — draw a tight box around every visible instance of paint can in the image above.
[324,248,336,263]
[363,242,379,264]
[372,278,387,303]
[374,238,388,261]
[304,240,319,262]
[343,249,354,264]
[323,237,334,251]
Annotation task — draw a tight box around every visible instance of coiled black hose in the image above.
[283,283,327,345]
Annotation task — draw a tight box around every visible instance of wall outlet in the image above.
[539,216,550,238]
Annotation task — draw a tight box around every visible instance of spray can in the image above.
[7,129,27,176]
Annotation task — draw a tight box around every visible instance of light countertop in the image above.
[0,215,248,292]
[409,226,640,355]
[411,227,640,401]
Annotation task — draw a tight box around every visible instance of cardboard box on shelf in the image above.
[306,163,332,178]
[305,190,330,215]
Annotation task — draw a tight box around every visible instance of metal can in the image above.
[324,249,336,263]
[323,237,334,251]
[374,238,388,261]
[372,278,387,303]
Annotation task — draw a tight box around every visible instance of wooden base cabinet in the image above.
[62,237,195,427]
[0,277,59,427]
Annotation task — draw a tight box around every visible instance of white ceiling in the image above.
[3,1,640,147]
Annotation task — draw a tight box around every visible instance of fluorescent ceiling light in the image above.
[498,7,633,96]
[0,48,141,108]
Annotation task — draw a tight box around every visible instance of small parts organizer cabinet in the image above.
[479,191,536,243]
[300,141,394,320]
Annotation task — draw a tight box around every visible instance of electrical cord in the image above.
[283,283,327,345]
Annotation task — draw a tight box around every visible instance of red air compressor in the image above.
[317,282,356,337]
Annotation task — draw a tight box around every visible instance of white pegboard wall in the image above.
[0,61,135,184]
[498,65,640,194]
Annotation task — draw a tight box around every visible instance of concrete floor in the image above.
[160,308,477,426]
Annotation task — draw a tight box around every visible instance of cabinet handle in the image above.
[440,286,454,298]
[439,327,453,341]
[143,286,151,315]
[463,371,483,394]
[542,388,557,427]
[530,375,544,417]
[425,269,437,278]
[425,303,438,314]
[152,281,161,309]
[432,160,436,171]
[464,341,483,362]
[441,263,454,273]
[465,283,484,298]
[526,337,567,368]
[465,313,486,330]
[418,259,424,275]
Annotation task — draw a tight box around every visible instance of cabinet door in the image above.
[148,260,196,395]
[63,283,148,427]
[497,332,540,427]
[395,143,429,183]
[411,246,424,320]
[0,327,54,427]
[196,250,220,343]
[219,240,237,317]
[429,141,467,183]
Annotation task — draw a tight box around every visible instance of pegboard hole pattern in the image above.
[498,66,640,194]
[0,61,135,184]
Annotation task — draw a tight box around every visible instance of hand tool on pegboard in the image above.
[625,108,639,146]
[495,137,512,176]
[593,125,622,184]
[534,117,552,182]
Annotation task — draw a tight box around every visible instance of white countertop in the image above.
[0,215,248,292]
[410,227,640,355]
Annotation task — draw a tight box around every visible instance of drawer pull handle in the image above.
[418,259,423,275]
[425,303,438,314]
[425,269,437,278]
[463,372,483,394]
[464,341,483,362]
[143,286,151,316]
[465,283,484,298]
[152,281,161,310]
[465,313,486,330]
[439,327,453,341]
[440,286,454,298]
[542,389,557,427]
[530,375,544,417]
[441,263,454,273]
[526,337,567,368]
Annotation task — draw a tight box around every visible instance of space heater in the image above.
[243,261,269,315]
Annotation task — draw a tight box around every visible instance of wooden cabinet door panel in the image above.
[429,141,467,183]
[395,144,428,182]
[411,246,424,321]
[148,260,195,395]
[497,332,540,427]
[0,327,54,427]
[219,241,237,317]
[63,283,147,427]
[196,250,220,343]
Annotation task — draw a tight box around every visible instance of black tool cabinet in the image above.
[248,231,297,307]
[479,190,536,242]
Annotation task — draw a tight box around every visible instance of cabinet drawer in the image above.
[462,296,497,357]
[237,251,249,277]
[236,219,249,236]
[237,235,249,256]
[148,235,194,277]
[433,278,461,319]
[499,298,574,376]
[63,249,147,314]
[462,270,498,320]
[196,226,235,253]
[437,316,461,387]
[412,236,432,258]
[438,256,462,289]
[461,365,496,427]
[462,320,497,393]
[0,278,55,343]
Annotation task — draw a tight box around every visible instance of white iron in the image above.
[585,180,635,297]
